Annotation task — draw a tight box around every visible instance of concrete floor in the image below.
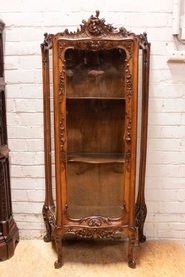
[1,239,185,277]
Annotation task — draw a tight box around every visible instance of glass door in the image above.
[65,48,126,218]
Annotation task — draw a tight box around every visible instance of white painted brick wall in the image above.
[1,0,185,241]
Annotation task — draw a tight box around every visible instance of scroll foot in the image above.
[44,234,51,242]
[139,234,146,243]
[54,260,63,269]
[128,259,136,268]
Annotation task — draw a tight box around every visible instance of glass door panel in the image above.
[66,48,126,218]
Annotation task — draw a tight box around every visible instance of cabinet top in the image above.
[41,11,150,50]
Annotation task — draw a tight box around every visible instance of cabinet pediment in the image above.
[42,11,150,50]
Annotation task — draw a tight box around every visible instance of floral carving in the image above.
[85,40,105,50]
[41,32,53,49]
[125,115,132,172]
[139,32,150,50]
[47,11,139,40]
[59,115,66,170]
[43,205,56,226]
[135,203,147,242]
[58,64,66,170]
[87,10,104,36]
[59,67,65,96]
[65,227,124,239]
[41,11,149,51]
[125,64,132,100]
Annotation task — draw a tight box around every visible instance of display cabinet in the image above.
[0,19,19,261]
[41,11,150,268]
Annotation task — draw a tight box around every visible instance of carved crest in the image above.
[42,11,150,46]
[84,10,116,36]
[58,10,130,39]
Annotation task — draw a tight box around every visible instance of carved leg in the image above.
[54,227,63,269]
[42,205,52,242]
[135,203,147,243]
[128,227,137,268]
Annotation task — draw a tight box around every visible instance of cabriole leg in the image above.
[54,227,63,269]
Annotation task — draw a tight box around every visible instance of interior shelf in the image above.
[67,96,125,100]
[67,153,124,164]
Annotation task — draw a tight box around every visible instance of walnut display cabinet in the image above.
[41,11,150,268]
[0,19,19,261]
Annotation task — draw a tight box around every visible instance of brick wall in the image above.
[0,0,185,240]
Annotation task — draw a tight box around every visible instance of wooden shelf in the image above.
[67,153,124,164]
[67,96,125,100]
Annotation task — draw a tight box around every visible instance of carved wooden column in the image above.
[0,19,19,261]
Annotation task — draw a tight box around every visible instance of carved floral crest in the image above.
[42,11,149,47]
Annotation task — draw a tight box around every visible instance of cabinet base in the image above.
[0,218,19,261]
